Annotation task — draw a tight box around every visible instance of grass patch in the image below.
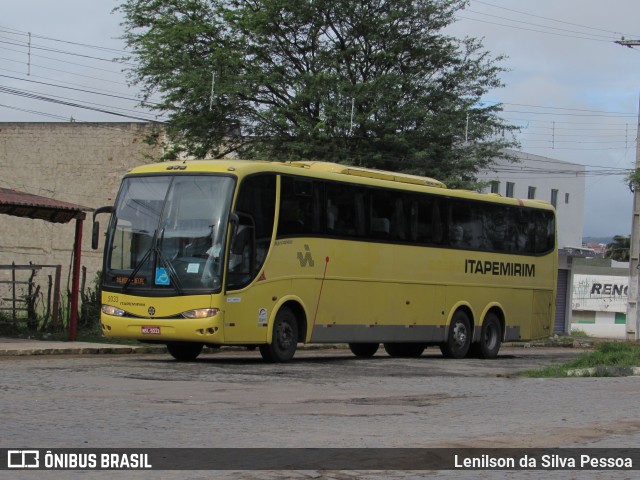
[521,342,640,378]
[569,328,589,337]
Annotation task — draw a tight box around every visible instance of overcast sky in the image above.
[2,0,640,238]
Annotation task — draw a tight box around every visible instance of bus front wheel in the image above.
[440,311,471,359]
[166,342,203,361]
[259,307,298,363]
[349,343,379,358]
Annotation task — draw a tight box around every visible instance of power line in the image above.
[0,102,70,121]
[0,25,129,55]
[473,0,640,38]
[503,109,636,118]
[0,54,127,85]
[0,37,136,67]
[0,43,127,75]
[455,15,613,43]
[0,85,165,123]
[504,116,635,126]
[0,73,163,109]
[484,101,637,116]
[0,66,162,103]
[464,9,615,41]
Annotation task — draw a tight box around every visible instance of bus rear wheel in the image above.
[440,310,471,359]
[259,307,298,363]
[476,313,502,359]
[166,342,203,361]
[384,343,426,358]
[349,343,379,358]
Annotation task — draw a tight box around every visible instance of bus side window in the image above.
[327,201,339,231]
[277,176,321,237]
[447,201,473,248]
[484,205,511,252]
[369,190,408,241]
[325,182,366,237]
[534,211,555,253]
[514,209,533,253]
[410,195,443,245]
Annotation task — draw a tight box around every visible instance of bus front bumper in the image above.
[101,312,225,344]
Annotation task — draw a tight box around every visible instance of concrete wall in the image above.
[0,122,164,307]
[570,319,627,339]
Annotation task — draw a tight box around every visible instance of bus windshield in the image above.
[104,174,235,293]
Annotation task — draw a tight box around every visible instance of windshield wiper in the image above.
[122,227,184,295]
[155,227,184,294]
[122,238,154,293]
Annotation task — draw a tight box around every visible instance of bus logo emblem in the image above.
[297,245,315,267]
[148,306,156,316]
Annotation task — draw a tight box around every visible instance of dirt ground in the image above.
[2,345,638,479]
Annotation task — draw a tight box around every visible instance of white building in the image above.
[478,149,586,249]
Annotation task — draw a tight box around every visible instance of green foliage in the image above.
[521,342,640,378]
[80,271,102,334]
[627,168,640,192]
[605,235,630,262]
[118,0,517,186]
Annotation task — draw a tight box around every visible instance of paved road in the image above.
[2,346,638,479]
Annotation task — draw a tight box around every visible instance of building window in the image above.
[565,193,570,204]
[527,186,536,199]
[506,182,515,198]
[551,189,559,208]
[490,181,500,194]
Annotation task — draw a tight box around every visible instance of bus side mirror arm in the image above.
[92,206,114,250]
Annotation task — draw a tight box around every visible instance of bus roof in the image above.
[288,161,446,188]
[125,159,554,212]
[127,159,444,186]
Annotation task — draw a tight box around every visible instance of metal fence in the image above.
[0,263,62,329]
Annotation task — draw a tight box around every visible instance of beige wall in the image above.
[0,122,164,301]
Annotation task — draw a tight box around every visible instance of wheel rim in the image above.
[276,321,294,351]
[452,321,468,349]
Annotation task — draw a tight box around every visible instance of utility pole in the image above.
[616,38,640,340]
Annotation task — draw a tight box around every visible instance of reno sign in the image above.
[572,274,628,313]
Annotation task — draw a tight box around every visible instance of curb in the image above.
[0,342,348,357]
[0,345,167,356]
[567,366,640,377]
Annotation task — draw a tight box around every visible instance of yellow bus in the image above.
[92,160,557,362]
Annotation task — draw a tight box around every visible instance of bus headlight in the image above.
[102,305,125,316]
[182,308,219,319]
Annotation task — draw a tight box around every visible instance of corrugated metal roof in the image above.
[0,187,91,223]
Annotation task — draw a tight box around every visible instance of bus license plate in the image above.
[141,326,161,335]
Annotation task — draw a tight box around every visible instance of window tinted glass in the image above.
[277,176,322,236]
[228,174,276,290]
[274,175,555,255]
[325,182,366,237]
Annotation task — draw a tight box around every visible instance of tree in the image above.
[118,0,517,187]
[605,235,630,262]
